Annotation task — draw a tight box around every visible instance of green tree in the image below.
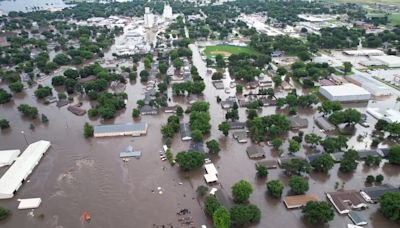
[271,138,283,150]
[304,133,321,147]
[17,104,38,119]
[277,66,287,76]
[365,155,381,166]
[176,106,183,117]
[266,180,284,198]
[289,176,309,195]
[0,88,12,104]
[232,180,253,203]
[343,61,352,75]
[302,201,334,224]
[311,153,334,172]
[158,62,168,74]
[366,175,375,184]
[41,114,49,123]
[288,139,300,154]
[272,75,282,87]
[256,165,268,177]
[132,108,140,118]
[206,140,221,154]
[230,204,261,226]
[192,129,203,142]
[175,151,205,171]
[247,109,258,120]
[191,101,210,112]
[0,207,10,220]
[165,148,175,165]
[213,207,231,228]
[9,81,24,93]
[0,119,10,129]
[317,101,342,116]
[282,158,311,176]
[218,121,230,136]
[204,196,221,216]
[339,149,359,173]
[388,145,400,165]
[375,174,384,183]
[34,85,52,98]
[321,135,348,153]
[161,125,175,138]
[236,84,243,94]
[379,192,400,222]
[83,122,93,138]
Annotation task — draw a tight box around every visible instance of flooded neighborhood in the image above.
[0,0,400,228]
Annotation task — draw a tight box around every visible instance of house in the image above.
[278,156,307,166]
[221,97,237,109]
[259,98,277,107]
[246,145,265,159]
[289,116,309,129]
[361,184,400,203]
[256,160,278,169]
[140,105,158,115]
[119,145,142,158]
[315,116,336,132]
[258,74,273,87]
[228,121,246,130]
[283,194,319,209]
[233,131,247,143]
[348,211,368,226]
[67,105,86,116]
[204,163,218,184]
[215,188,234,209]
[189,142,205,153]
[93,123,148,137]
[164,106,177,113]
[356,149,384,159]
[44,96,58,104]
[238,99,249,107]
[180,123,192,141]
[326,190,368,214]
[306,153,324,163]
[56,100,69,108]
[281,81,294,90]
[330,152,345,162]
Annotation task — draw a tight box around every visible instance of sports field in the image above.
[203,45,257,58]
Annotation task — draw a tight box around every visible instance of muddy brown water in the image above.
[0,43,399,228]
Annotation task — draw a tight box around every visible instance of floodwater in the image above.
[0,0,68,14]
[1,42,400,228]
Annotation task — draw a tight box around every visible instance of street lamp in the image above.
[21,131,28,145]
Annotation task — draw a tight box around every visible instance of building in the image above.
[306,153,324,163]
[215,188,234,209]
[144,7,155,28]
[233,131,247,143]
[0,140,51,199]
[345,74,391,96]
[67,105,86,116]
[348,211,368,226]
[361,184,400,203]
[319,84,371,102]
[189,142,205,153]
[93,123,148,137]
[256,160,278,169]
[180,123,192,141]
[367,108,400,124]
[326,190,368,214]
[119,145,142,158]
[370,55,400,68]
[315,116,336,132]
[283,194,319,209]
[246,145,265,159]
[289,116,309,129]
[164,106,177,113]
[44,96,58,104]
[0,150,21,167]
[140,105,158,115]
[221,97,237,109]
[227,121,246,130]
[163,4,173,19]
[343,49,384,56]
[258,74,272,87]
[278,156,308,166]
[330,152,345,162]
[356,149,383,159]
[18,198,42,210]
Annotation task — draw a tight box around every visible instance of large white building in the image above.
[319,83,371,102]
[370,55,400,68]
[0,150,20,167]
[163,4,173,19]
[144,7,155,28]
[93,123,148,137]
[0,140,51,199]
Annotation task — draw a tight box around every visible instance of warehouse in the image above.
[370,55,400,68]
[93,123,148,137]
[345,74,391,96]
[0,140,51,199]
[319,84,371,102]
[343,49,384,56]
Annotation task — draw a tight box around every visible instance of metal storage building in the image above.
[0,140,51,199]
[94,123,148,137]
[319,84,371,102]
[370,55,400,68]
[0,150,21,167]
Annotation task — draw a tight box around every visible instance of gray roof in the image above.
[256,160,278,169]
[215,188,234,209]
[246,145,265,158]
[348,211,367,226]
[120,151,142,158]
[233,131,247,142]
[189,142,205,153]
[362,184,400,201]
[379,148,390,157]
[289,116,309,129]
[357,149,383,159]
[228,121,246,129]
[278,156,307,166]
[140,105,158,114]
[94,123,147,134]
[180,123,192,139]
[315,116,335,131]
[307,153,324,163]
[330,152,345,162]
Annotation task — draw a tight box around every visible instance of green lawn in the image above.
[389,13,400,26]
[203,45,256,58]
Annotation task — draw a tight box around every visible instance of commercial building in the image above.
[93,123,148,137]
[246,145,265,159]
[283,194,319,209]
[163,4,173,19]
[144,7,155,28]
[319,84,371,102]
[326,190,368,214]
[315,116,336,132]
[361,184,400,203]
[367,108,400,123]
[345,74,391,96]
[0,150,21,167]
[343,49,384,56]
[180,123,192,141]
[370,55,400,68]
[0,140,51,199]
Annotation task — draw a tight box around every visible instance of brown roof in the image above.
[284,194,319,209]
[327,190,367,214]
[67,105,86,116]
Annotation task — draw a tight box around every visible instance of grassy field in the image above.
[203,45,256,58]
[389,13,400,26]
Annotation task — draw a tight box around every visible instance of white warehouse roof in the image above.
[343,49,384,56]
[18,198,42,209]
[371,55,400,68]
[0,150,20,167]
[320,84,371,102]
[0,140,51,199]
[205,163,218,175]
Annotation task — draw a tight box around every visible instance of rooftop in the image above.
[362,184,400,202]
[256,160,278,169]
[289,116,309,129]
[246,145,265,159]
[284,194,320,209]
[94,123,147,134]
[327,190,367,214]
[0,150,21,167]
[320,84,371,99]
